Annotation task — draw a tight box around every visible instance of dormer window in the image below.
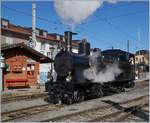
[1,19,9,28]
[56,35,60,40]
[39,30,43,36]
[38,30,47,37]
[43,31,47,38]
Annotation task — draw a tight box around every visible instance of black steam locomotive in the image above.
[45,31,135,104]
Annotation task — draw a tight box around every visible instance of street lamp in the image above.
[0,55,5,91]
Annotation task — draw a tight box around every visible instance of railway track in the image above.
[1,103,65,122]
[2,91,148,122]
[40,95,148,122]
[1,80,148,122]
[1,92,47,104]
[120,105,149,122]
[114,104,149,122]
[88,103,148,122]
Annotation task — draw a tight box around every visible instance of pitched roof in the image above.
[135,50,149,55]
[102,49,134,56]
[101,49,134,61]
[1,43,52,63]
[1,19,79,46]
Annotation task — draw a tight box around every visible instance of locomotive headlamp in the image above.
[66,71,72,82]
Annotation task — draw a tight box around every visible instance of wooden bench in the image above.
[6,79,29,87]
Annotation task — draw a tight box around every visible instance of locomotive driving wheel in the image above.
[95,86,103,98]
[73,90,85,103]
[119,85,125,92]
[48,84,63,104]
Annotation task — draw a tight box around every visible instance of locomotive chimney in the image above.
[64,31,77,52]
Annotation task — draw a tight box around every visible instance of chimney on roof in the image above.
[32,3,36,48]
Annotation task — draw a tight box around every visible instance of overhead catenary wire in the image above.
[94,14,136,41]
[76,26,118,49]
[105,10,146,20]
[2,5,63,29]
[79,10,147,50]
[93,14,140,51]
[97,2,133,13]
[81,9,146,27]
[2,4,144,51]
[2,4,115,48]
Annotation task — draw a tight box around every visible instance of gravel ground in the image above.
[10,85,148,122]
[54,97,149,122]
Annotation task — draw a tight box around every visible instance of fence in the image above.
[138,72,149,80]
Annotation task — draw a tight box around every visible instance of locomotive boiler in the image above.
[45,31,135,104]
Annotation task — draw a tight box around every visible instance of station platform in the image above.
[1,86,46,98]
[134,78,149,83]
[1,79,148,98]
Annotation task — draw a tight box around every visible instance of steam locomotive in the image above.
[45,31,135,104]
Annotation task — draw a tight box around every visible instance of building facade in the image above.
[135,50,149,65]
[1,43,51,89]
[134,50,149,79]
[1,18,79,84]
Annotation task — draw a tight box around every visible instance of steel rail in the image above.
[2,103,64,122]
[88,103,148,122]
[41,95,148,122]
[2,92,47,104]
[2,80,148,122]
[113,104,149,122]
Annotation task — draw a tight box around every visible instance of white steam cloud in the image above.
[83,49,122,83]
[54,0,118,29]
[84,63,122,83]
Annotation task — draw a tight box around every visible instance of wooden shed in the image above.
[1,43,52,89]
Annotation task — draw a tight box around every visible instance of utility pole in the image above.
[126,40,129,60]
[127,40,129,53]
[32,3,36,48]
[49,47,55,74]
[137,29,141,54]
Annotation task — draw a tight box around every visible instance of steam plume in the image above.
[54,0,118,29]
[84,63,122,83]
[84,49,122,83]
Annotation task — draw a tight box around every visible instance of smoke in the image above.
[84,49,122,83]
[54,0,118,29]
[84,63,122,83]
[89,49,101,67]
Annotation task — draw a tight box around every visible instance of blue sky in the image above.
[1,1,149,53]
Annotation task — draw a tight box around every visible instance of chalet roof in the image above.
[1,43,52,63]
[1,19,79,46]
